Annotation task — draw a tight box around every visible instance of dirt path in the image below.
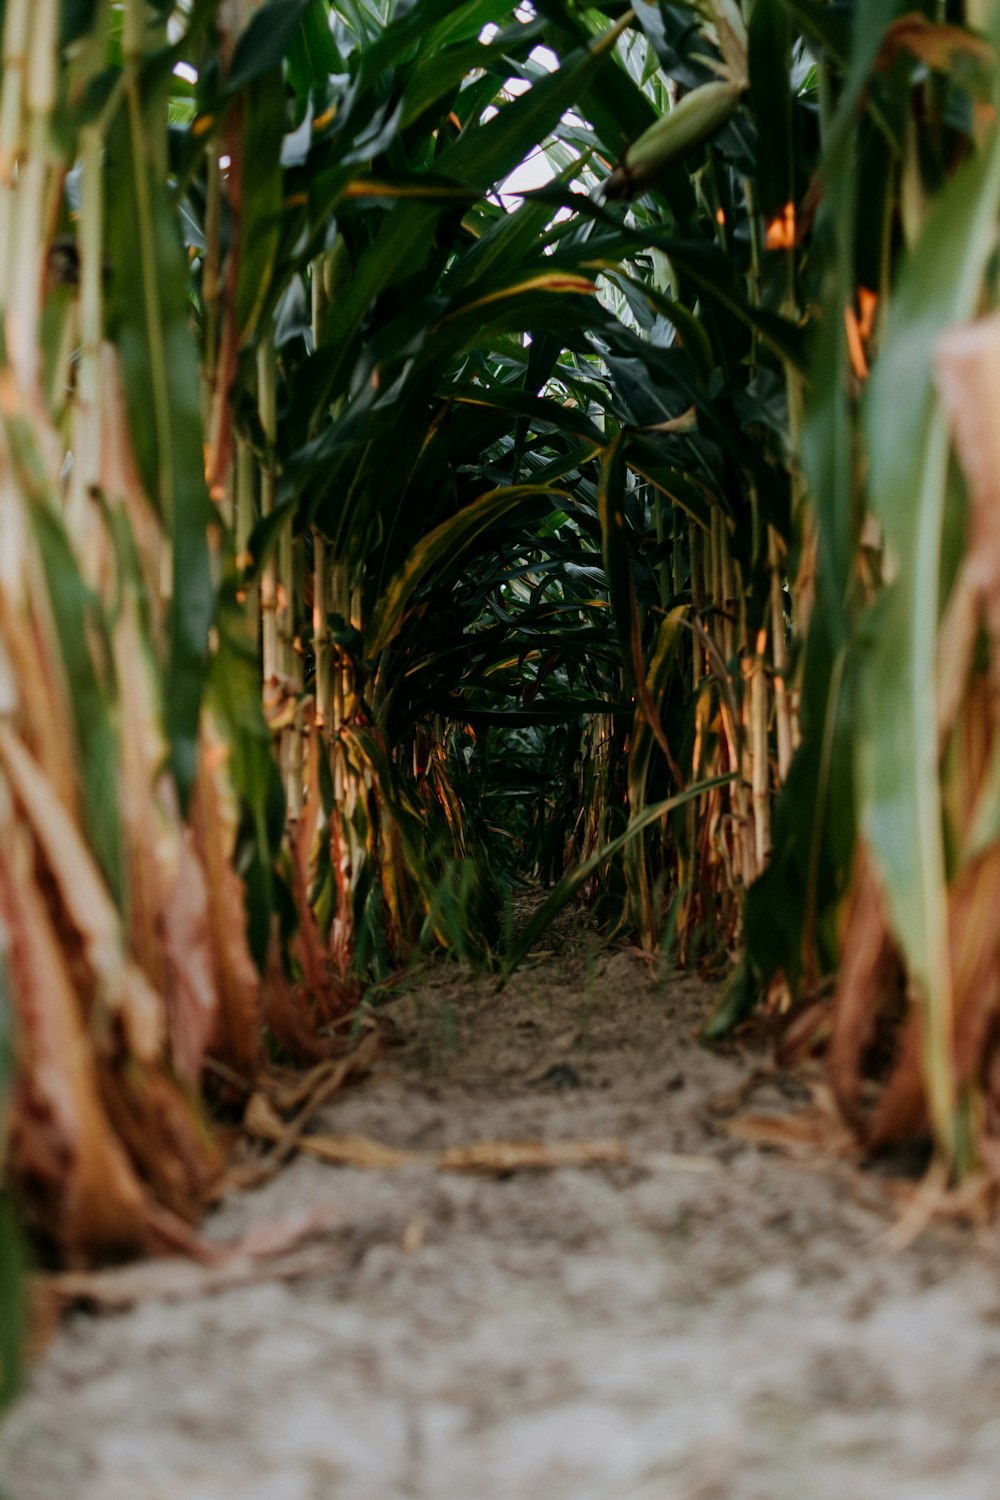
[4,927,1000,1500]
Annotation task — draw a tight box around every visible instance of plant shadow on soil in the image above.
[4,905,1000,1500]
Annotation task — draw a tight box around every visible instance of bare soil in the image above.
[4,919,1000,1500]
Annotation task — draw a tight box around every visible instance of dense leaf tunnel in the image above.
[3,0,1000,1395]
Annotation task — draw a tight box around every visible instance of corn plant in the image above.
[2,0,1000,1328]
[0,0,287,1264]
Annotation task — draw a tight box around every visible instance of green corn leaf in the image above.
[287,0,344,94]
[859,116,1000,1160]
[210,593,286,968]
[749,0,793,223]
[107,89,214,806]
[316,13,627,400]
[436,21,625,189]
[30,509,124,904]
[227,0,311,94]
[443,387,606,447]
[233,70,287,343]
[367,484,575,657]
[60,0,100,48]
[777,0,850,66]
[500,773,736,979]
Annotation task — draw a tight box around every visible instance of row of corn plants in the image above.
[4,0,1000,1391]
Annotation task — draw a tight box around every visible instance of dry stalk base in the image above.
[4,923,1000,1500]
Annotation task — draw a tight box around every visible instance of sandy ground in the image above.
[4,921,1000,1500]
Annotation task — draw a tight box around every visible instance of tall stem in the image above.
[751,626,771,867]
[769,524,793,781]
[234,432,258,646]
[313,531,329,732]
[257,331,278,689]
[66,123,103,550]
[5,0,57,390]
[0,0,30,303]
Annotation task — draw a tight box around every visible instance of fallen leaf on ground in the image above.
[34,1202,346,1314]
[436,1139,629,1172]
[267,1041,378,1115]
[244,1108,630,1174]
[727,1107,857,1157]
[288,1131,412,1169]
[229,1031,383,1190]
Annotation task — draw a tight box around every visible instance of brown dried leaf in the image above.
[294,1132,412,1170]
[870,840,1000,1148]
[0,724,163,1063]
[829,847,903,1123]
[112,593,216,1086]
[0,558,78,814]
[776,1002,832,1068]
[99,1063,222,1224]
[949,842,1000,1086]
[161,834,218,1086]
[437,1139,629,1173]
[0,808,149,1258]
[261,943,338,1064]
[244,1100,631,1175]
[877,15,993,73]
[267,1038,379,1114]
[728,1099,857,1157]
[286,726,351,1024]
[191,727,262,1077]
[239,1030,382,1180]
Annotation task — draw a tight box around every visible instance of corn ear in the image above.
[605,81,742,200]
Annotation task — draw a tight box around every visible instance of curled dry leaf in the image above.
[161,835,219,1087]
[0,723,163,1064]
[876,14,993,74]
[0,799,149,1259]
[281,1128,412,1170]
[833,840,1000,1151]
[98,1063,222,1224]
[287,723,354,1022]
[727,1106,858,1158]
[828,846,904,1127]
[112,593,219,1087]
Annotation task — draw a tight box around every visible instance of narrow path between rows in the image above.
[3,925,1000,1500]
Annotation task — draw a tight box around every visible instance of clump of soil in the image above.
[3,925,1000,1500]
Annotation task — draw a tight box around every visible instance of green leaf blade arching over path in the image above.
[500,775,736,981]
[106,84,215,807]
[366,484,574,658]
[860,118,1000,1163]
